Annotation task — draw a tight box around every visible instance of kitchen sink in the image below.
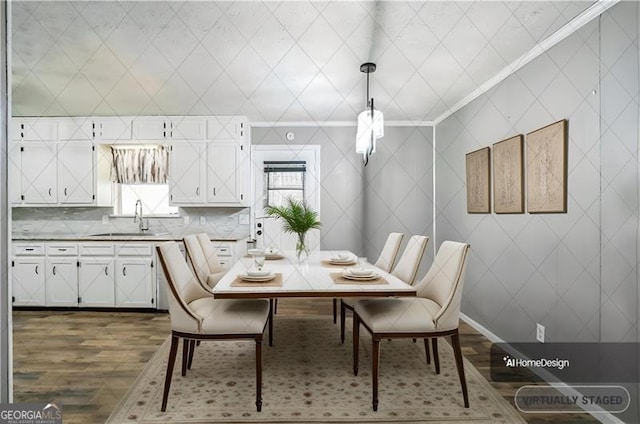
[90,232,171,237]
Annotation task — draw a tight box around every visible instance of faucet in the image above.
[133,199,149,233]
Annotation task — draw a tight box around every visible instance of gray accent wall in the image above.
[363,126,434,278]
[436,3,639,347]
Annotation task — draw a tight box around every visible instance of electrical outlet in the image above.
[536,323,545,343]
[102,215,109,225]
[199,216,206,225]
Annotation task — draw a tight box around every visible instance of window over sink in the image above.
[115,184,178,216]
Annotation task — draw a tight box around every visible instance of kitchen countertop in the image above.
[12,233,250,242]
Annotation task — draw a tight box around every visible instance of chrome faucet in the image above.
[133,199,149,233]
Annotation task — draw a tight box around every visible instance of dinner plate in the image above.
[240,272,276,282]
[329,259,357,265]
[346,268,374,277]
[341,271,380,281]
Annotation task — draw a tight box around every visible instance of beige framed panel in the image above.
[526,119,568,213]
[493,135,524,214]
[465,147,491,213]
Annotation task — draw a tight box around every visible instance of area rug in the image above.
[107,317,525,423]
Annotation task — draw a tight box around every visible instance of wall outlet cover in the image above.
[536,323,545,343]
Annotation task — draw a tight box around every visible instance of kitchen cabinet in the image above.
[58,118,96,141]
[9,143,22,205]
[94,118,131,142]
[58,142,95,204]
[20,142,58,204]
[79,257,115,307]
[207,141,242,204]
[115,257,155,308]
[45,258,78,307]
[207,116,245,140]
[12,243,46,306]
[12,257,45,306]
[169,142,205,204]
[13,119,57,141]
[133,118,204,140]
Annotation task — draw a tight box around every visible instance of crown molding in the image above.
[250,120,434,128]
[433,0,619,125]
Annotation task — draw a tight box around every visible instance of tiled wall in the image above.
[436,2,638,346]
[12,206,251,240]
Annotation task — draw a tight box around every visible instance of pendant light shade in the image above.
[356,62,384,166]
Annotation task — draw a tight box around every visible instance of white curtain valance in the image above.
[111,145,168,184]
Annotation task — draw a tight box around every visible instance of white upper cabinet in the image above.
[132,118,205,140]
[58,118,96,141]
[21,142,58,204]
[169,142,205,205]
[95,118,131,142]
[13,119,57,141]
[58,142,95,204]
[207,116,245,140]
[207,142,240,203]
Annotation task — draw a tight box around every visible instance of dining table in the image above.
[212,250,417,345]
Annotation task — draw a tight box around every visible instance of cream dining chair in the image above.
[339,232,408,344]
[156,241,271,412]
[183,233,227,290]
[352,241,471,411]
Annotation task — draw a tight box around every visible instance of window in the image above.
[115,184,178,215]
[264,161,306,207]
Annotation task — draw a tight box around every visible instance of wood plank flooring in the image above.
[13,300,598,423]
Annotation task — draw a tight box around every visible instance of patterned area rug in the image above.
[107,317,525,423]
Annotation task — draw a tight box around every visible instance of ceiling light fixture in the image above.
[356,62,384,166]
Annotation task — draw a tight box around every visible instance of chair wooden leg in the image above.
[352,314,360,376]
[340,300,346,344]
[451,332,469,408]
[432,338,440,374]
[268,299,274,347]
[274,299,278,315]
[255,338,263,412]
[187,339,196,370]
[161,335,179,412]
[423,338,431,364]
[181,338,189,376]
[372,338,380,411]
[333,298,337,323]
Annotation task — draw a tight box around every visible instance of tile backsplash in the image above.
[12,207,251,240]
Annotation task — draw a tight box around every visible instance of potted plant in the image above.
[265,198,321,262]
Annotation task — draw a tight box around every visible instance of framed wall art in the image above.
[526,119,568,213]
[493,135,524,214]
[465,147,491,213]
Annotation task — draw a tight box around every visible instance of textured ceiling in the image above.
[11,1,594,122]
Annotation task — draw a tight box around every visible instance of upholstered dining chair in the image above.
[341,234,430,344]
[352,241,470,411]
[183,233,227,290]
[156,241,271,412]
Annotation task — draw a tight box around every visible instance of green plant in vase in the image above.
[265,198,321,262]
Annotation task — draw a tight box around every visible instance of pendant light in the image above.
[356,62,384,166]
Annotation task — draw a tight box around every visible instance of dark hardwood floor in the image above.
[13,299,599,423]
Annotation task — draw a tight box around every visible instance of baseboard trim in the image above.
[460,313,626,424]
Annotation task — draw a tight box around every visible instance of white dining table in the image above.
[212,250,416,300]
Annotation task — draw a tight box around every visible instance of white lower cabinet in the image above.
[78,257,115,307]
[12,257,45,306]
[115,257,155,308]
[45,258,78,307]
[12,241,157,309]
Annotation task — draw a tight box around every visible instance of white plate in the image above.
[341,271,379,281]
[246,269,271,277]
[329,259,357,265]
[346,268,374,277]
[331,255,355,262]
[240,272,276,282]
[264,249,280,256]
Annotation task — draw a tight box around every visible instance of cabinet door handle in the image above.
[196,187,200,196]
[52,266,56,275]
[64,187,68,196]
[122,266,126,276]
[48,188,52,197]
[58,248,67,252]
[35,265,39,275]
[25,248,34,251]
[213,187,216,196]
[104,266,108,276]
